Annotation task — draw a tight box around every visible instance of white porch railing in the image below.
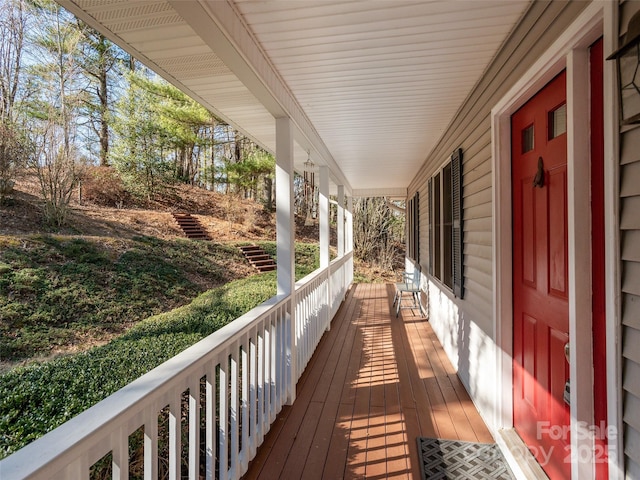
[0,251,353,480]
[329,253,353,319]
[294,253,352,376]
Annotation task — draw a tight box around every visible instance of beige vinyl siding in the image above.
[620,127,640,474]
[404,2,605,455]
[622,292,640,476]
[407,1,588,336]
[619,0,640,475]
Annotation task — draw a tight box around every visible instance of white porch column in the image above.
[337,185,345,257]
[275,117,296,404]
[319,166,331,332]
[319,166,330,269]
[347,196,353,253]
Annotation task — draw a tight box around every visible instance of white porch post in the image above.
[319,166,330,269]
[337,185,345,257]
[319,166,331,331]
[276,117,296,404]
[347,195,353,253]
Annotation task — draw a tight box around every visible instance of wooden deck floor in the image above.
[243,283,493,479]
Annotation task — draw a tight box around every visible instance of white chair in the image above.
[392,269,416,305]
[393,267,425,317]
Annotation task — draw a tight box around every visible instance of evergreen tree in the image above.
[111,69,169,198]
[76,25,121,166]
[138,75,214,184]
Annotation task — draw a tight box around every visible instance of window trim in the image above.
[407,192,420,262]
[428,148,463,298]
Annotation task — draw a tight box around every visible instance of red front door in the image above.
[512,71,570,479]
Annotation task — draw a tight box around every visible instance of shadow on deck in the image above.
[243,283,493,479]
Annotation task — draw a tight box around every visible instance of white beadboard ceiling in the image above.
[58,0,530,196]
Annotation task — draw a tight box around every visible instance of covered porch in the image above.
[245,283,492,479]
[0,265,495,480]
[4,1,629,478]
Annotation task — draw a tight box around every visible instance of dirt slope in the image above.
[0,175,320,243]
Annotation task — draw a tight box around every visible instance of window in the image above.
[548,103,566,139]
[428,148,463,298]
[407,192,420,262]
[432,173,441,277]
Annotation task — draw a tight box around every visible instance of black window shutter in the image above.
[427,177,433,276]
[451,148,464,298]
[408,198,413,260]
[415,192,420,263]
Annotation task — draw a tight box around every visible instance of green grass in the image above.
[254,240,321,279]
[0,239,318,458]
[0,235,248,361]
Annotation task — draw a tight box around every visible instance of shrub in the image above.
[28,123,82,227]
[0,122,29,205]
[81,166,130,208]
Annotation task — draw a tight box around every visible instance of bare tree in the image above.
[0,0,29,202]
[0,122,29,203]
[24,0,83,225]
[27,0,84,150]
[353,197,405,271]
[29,120,80,225]
[0,0,27,124]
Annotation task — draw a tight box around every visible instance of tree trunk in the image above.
[0,0,25,124]
[97,35,109,166]
[263,176,273,211]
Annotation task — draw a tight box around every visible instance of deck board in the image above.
[243,283,493,479]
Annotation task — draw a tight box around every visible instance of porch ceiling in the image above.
[58,0,530,196]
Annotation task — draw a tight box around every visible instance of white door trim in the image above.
[490,3,621,479]
[603,4,624,480]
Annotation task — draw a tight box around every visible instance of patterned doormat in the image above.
[417,437,515,480]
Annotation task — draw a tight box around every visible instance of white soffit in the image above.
[58,0,530,192]
[60,0,279,163]
[234,0,530,190]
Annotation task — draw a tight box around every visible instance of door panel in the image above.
[522,314,537,410]
[548,167,567,298]
[521,182,537,287]
[512,71,570,480]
